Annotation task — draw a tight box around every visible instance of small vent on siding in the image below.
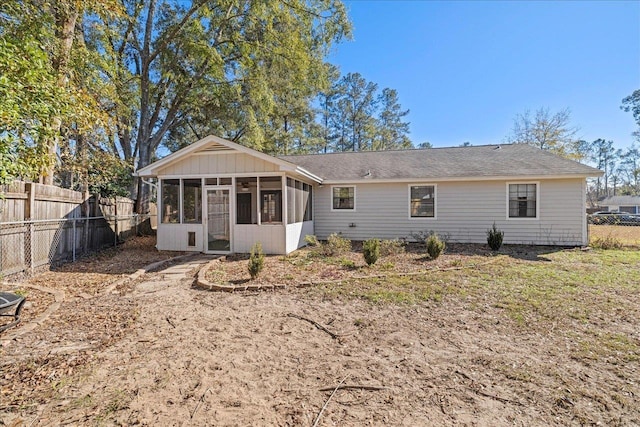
[187,232,196,247]
[197,142,235,153]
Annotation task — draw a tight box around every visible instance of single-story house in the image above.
[135,135,603,254]
[598,195,640,214]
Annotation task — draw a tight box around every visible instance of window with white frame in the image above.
[410,185,435,218]
[508,183,537,218]
[332,186,355,210]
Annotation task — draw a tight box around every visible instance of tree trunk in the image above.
[44,1,79,185]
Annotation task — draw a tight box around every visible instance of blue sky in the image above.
[328,0,640,150]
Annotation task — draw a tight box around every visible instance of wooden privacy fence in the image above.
[0,181,152,278]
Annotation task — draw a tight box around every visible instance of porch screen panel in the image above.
[259,177,282,224]
[287,178,295,224]
[236,177,257,224]
[182,179,202,223]
[295,180,304,223]
[303,184,312,221]
[261,191,282,223]
[161,179,180,223]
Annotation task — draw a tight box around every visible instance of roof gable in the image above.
[135,135,321,182]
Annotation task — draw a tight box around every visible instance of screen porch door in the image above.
[206,189,231,252]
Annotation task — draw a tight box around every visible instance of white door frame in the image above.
[203,185,234,254]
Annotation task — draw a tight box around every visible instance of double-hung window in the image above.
[508,183,537,218]
[410,185,435,218]
[332,186,355,210]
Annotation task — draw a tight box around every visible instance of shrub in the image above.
[487,222,504,251]
[426,234,445,259]
[340,258,357,269]
[304,234,319,246]
[248,242,265,279]
[380,239,405,256]
[323,233,352,256]
[363,238,380,266]
[590,234,623,250]
[410,230,450,246]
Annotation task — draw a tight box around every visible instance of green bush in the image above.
[304,234,319,246]
[486,222,504,251]
[426,234,445,259]
[323,233,352,256]
[410,230,450,246]
[248,242,265,279]
[363,238,380,266]
[340,258,357,269]
[380,239,405,256]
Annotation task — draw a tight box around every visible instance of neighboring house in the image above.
[598,195,640,214]
[136,135,603,254]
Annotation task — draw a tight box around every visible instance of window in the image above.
[332,186,355,210]
[410,185,435,218]
[261,190,282,223]
[182,179,202,223]
[161,179,180,223]
[508,183,537,218]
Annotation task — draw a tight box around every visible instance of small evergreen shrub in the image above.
[363,238,380,266]
[304,234,319,246]
[410,230,450,246]
[487,222,504,251]
[380,239,405,256]
[426,234,445,259]
[323,233,352,256]
[248,242,265,279]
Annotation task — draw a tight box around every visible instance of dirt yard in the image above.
[1,237,639,426]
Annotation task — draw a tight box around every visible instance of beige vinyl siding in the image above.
[160,153,279,176]
[313,179,586,246]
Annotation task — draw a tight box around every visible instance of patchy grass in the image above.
[312,248,640,363]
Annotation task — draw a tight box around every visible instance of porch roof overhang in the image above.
[134,135,323,184]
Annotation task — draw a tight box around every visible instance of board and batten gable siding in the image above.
[313,178,586,246]
[159,152,279,176]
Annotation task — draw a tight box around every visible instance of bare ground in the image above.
[1,239,639,426]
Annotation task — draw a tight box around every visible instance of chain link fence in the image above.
[588,212,640,226]
[0,214,151,278]
[588,212,640,247]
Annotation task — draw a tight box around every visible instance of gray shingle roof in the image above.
[600,195,640,206]
[279,144,602,181]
